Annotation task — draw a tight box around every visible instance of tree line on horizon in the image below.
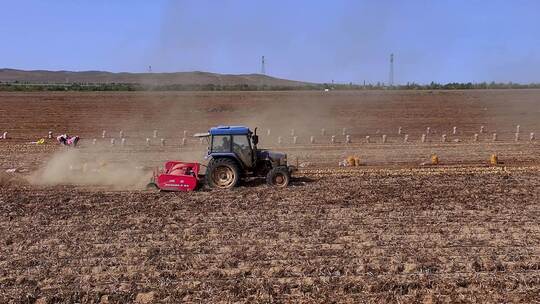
[1,80,539,91]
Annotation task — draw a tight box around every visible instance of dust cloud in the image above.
[29,149,151,190]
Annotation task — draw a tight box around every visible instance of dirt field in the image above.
[1,90,539,303]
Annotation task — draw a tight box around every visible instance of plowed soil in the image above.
[1,90,539,303]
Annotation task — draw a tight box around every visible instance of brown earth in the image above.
[0,90,539,303]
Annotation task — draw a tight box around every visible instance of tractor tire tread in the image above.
[266,166,290,187]
[205,158,241,189]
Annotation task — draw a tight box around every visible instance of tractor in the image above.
[149,126,295,191]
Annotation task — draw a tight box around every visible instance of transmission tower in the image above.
[261,56,266,75]
[389,53,394,87]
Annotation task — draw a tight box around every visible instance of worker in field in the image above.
[57,134,80,147]
[221,136,231,151]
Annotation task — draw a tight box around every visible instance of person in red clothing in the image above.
[56,134,80,147]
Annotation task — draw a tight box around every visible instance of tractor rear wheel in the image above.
[206,158,240,189]
[266,166,290,187]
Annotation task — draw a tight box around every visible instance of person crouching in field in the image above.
[57,134,80,147]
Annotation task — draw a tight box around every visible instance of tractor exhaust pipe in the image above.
[252,127,259,150]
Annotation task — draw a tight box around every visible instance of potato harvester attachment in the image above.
[147,161,200,191]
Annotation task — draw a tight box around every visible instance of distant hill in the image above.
[0,68,312,87]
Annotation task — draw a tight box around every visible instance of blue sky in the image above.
[1,0,539,84]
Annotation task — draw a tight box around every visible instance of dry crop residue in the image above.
[1,90,540,302]
[1,167,539,302]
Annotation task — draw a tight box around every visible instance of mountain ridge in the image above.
[0,68,313,87]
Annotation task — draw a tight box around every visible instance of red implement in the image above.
[152,161,200,191]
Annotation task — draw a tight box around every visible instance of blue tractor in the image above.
[196,126,295,189]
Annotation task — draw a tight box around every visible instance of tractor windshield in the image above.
[211,135,231,152]
[210,134,254,167]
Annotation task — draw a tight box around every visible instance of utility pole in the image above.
[389,53,394,87]
[261,56,266,75]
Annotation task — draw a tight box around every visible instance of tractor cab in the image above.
[207,126,257,169]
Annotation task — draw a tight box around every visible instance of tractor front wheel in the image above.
[266,166,290,187]
[206,158,240,189]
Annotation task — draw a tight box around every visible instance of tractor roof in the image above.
[209,126,251,135]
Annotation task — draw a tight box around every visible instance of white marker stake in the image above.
[146,138,150,146]
[183,130,188,137]
[181,138,187,146]
[421,134,426,143]
[473,134,479,142]
[382,134,387,143]
[398,127,402,135]
[92,139,97,145]
[102,130,106,138]
[453,126,457,135]
[331,135,336,144]
[110,138,115,146]
[426,127,431,135]
[119,130,124,138]
[441,134,447,143]
[346,135,352,144]
[121,138,126,146]
[480,125,485,133]
[516,125,520,134]
[530,132,535,141]
[404,134,409,143]
[153,130,158,138]
[267,129,271,136]
[293,136,298,144]
[48,131,53,139]
[161,138,165,146]
[310,136,315,144]
[492,133,497,141]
